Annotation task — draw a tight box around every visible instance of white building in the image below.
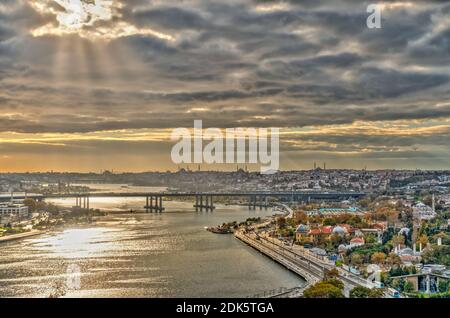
[412,202,436,221]
[439,194,450,208]
[0,203,29,218]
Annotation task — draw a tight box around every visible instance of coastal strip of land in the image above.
[235,227,377,297]
[0,230,45,243]
[235,230,320,297]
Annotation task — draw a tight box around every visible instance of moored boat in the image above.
[206,226,233,234]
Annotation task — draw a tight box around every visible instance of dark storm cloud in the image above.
[1,0,450,135]
[130,7,211,31]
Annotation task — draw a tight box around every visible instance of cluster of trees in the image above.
[419,221,450,241]
[276,216,287,228]
[240,217,261,227]
[294,211,308,224]
[347,250,403,270]
[303,269,344,298]
[421,245,450,266]
[303,268,386,298]
[347,244,390,265]
[438,280,449,293]
[294,211,369,229]
[389,265,417,277]
[276,217,296,237]
[349,286,384,298]
[371,204,400,223]
[391,278,415,293]
[322,214,368,228]
[23,198,60,215]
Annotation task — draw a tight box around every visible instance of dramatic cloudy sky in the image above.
[0,0,449,172]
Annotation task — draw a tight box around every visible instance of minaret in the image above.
[314,162,317,169]
[432,193,435,212]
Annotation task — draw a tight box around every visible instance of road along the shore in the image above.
[235,228,376,297]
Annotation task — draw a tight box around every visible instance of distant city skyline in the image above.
[1,1,450,172]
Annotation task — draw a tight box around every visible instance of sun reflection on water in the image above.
[33,228,117,259]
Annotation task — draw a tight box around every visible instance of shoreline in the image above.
[234,230,314,297]
[0,230,46,243]
[0,203,259,243]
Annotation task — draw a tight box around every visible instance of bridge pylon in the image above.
[74,194,89,210]
[194,194,215,212]
[145,195,165,213]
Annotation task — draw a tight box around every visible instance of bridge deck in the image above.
[2,191,365,200]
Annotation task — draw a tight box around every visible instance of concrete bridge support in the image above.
[194,194,215,212]
[145,195,164,213]
[75,195,89,210]
[249,195,256,210]
[248,195,269,210]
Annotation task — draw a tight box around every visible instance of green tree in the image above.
[392,235,405,246]
[276,216,286,229]
[364,234,377,244]
[303,281,344,298]
[325,278,344,290]
[349,286,383,298]
[421,245,450,266]
[404,281,414,293]
[350,286,371,298]
[392,278,405,291]
[371,252,386,265]
[369,288,385,298]
[351,254,363,267]
[323,268,340,280]
[330,233,345,247]
[323,218,337,226]
[438,280,448,293]
[23,198,37,212]
[295,211,308,224]
[417,234,429,246]
[36,201,47,212]
[386,252,402,267]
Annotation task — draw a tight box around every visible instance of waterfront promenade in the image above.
[235,228,375,297]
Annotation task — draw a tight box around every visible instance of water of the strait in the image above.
[0,184,305,298]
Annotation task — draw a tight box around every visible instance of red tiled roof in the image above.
[322,226,333,234]
[373,223,387,230]
[309,229,322,235]
[400,255,414,262]
[350,237,365,244]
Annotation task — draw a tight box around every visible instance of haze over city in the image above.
[1,0,450,172]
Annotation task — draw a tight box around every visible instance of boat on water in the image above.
[206,226,233,234]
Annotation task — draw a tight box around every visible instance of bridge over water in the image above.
[2,191,365,213]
